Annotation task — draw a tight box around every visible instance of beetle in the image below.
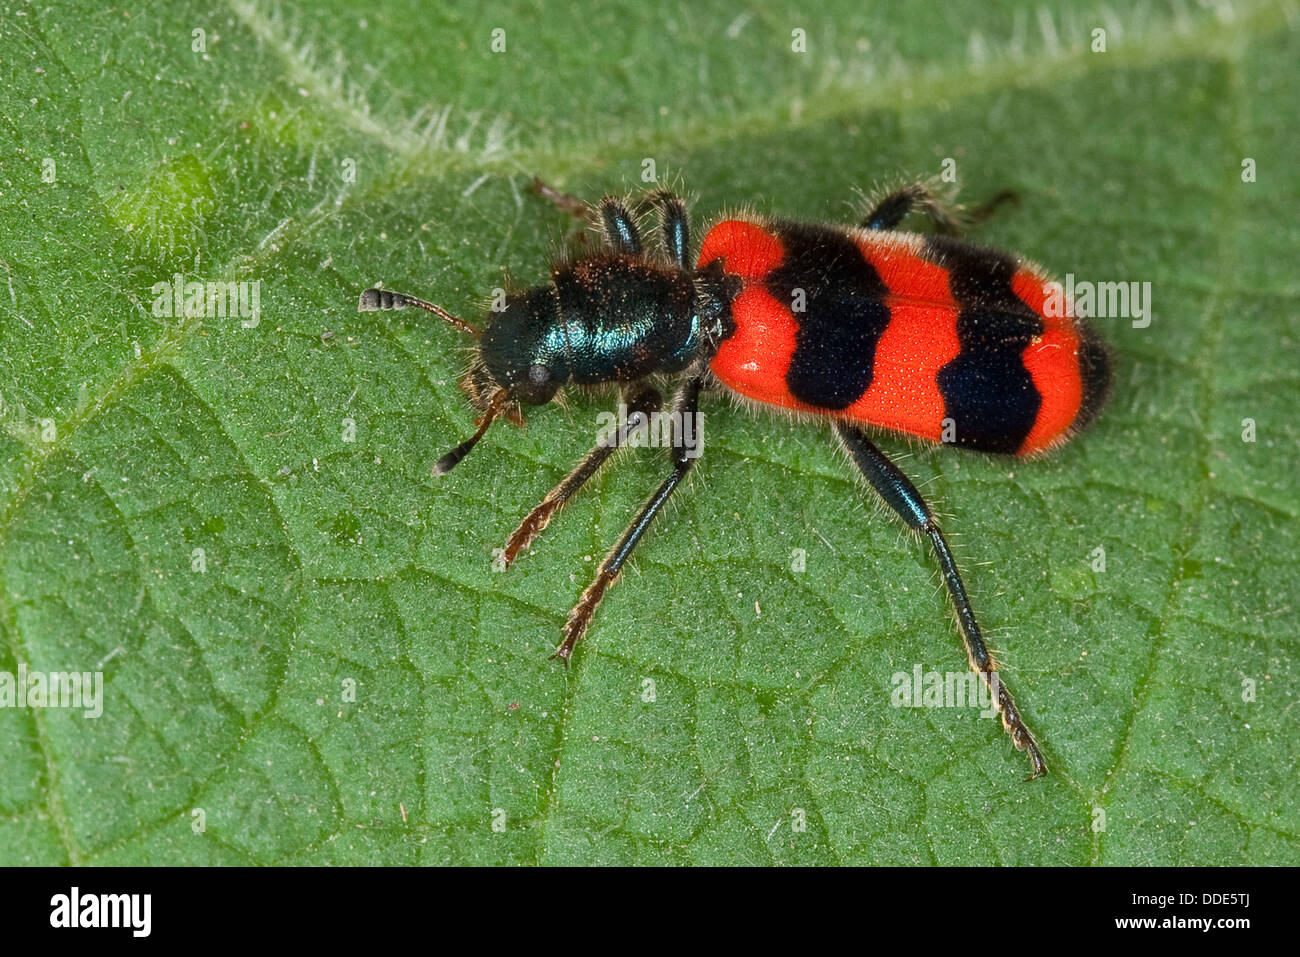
[358,178,1111,778]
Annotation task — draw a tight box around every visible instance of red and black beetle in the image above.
[359,179,1111,778]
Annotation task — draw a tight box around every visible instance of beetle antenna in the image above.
[358,287,481,337]
[433,390,507,475]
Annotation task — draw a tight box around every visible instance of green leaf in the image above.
[1,0,1296,865]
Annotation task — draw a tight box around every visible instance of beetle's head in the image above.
[358,284,569,476]
[476,285,572,407]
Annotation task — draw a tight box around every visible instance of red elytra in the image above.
[699,218,1101,455]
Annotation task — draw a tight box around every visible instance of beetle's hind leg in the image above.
[498,384,662,568]
[835,422,1047,779]
[860,180,1019,234]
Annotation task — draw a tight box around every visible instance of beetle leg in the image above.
[860,181,1018,234]
[499,385,661,567]
[835,422,1047,779]
[553,374,705,663]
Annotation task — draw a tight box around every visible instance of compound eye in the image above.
[516,363,557,405]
